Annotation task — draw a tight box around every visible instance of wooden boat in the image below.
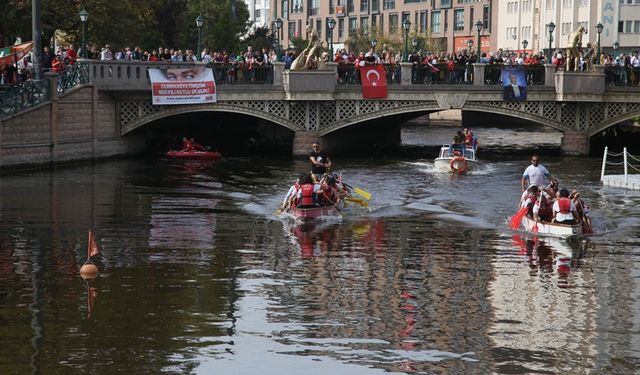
[166,150,221,160]
[433,145,479,174]
[519,215,583,238]
[285,205,342,222]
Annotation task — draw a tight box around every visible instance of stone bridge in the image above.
[1,60,640,167]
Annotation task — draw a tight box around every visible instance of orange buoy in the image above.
[79,263,99,280]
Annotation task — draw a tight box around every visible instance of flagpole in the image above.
[86,230,92,262]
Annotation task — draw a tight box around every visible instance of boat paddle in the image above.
[342,182,372,200]
[510,206,528,230]
[322,192,342,214]
[345,196,369,208]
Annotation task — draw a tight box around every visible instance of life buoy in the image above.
[450,156,467,174]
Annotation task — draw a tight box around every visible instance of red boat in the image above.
[286,205,342,221]
[166,150,221,160]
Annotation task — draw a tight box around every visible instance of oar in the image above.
[345,196,369,208]
[532,220,539,233]
[342,182,372,200]
[510,207,528,230]
[322,192,342,214]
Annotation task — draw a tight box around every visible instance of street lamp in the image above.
[78,9,89,58]
[466,39,473,53]
[595,22,603,64]
[327,17,336,62]
[195,15,204,61]
[402,18,411,61]
[547,22,555,63]
[475,20,483,59]
[522,39,528,52]
[613,41,619,57]
[412,38,418,53]
[371,38,377,50]
[274,17,283,60]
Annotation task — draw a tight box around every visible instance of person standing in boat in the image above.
[521,155,556,192]
[449,131,466,156]
[309,142,332,181]
[552,188,580,225]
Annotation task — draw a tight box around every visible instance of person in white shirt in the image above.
[521,155,556,192]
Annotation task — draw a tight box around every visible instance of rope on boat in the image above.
[601,146,640,182]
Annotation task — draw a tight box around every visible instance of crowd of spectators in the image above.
[2,40,640,87]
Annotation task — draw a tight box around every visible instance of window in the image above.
[444,9,448,31]
[562,0,572,8]
[316,19,322,39]
[384,0,395,9]
[440,0,452,8]
[469,7,474,29]
[360,0,369,12]
[349,17,358,33]
[625,20,633,33]
[561,22,571,35]
[288,21,296,40]
[309,0,319,15]
[618,21,624,32]
[389,13,399,34]
[293,1,303,12]
[361,16,369,31]
[577,21,589,34]
[329,0,335,14]
[454,9,464,31]
[431,11,441,32]
[483,5,489,30]
[283,0,289,18]
[579,0,588,6]
[255,9,261,20]
[420,10,427,32]
[635,20,640,33]
[339,18,345,38]
[372,0,380,12]
[405,0,420,3]
[546,0,554,9]
[347,0,354,13]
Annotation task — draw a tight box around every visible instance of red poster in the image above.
[360,65,387,99]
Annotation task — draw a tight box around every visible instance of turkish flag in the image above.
[360,65,387,98]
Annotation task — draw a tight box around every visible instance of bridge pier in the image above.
[561,130,590,156]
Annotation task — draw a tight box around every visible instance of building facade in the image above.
[496,0,639,58]
[271,0,495,55]
[245,0,272,32]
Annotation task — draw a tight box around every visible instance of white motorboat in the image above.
[433,145,479,174]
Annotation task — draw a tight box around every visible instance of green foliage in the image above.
[241,26,276,52]
[345,27,440,56]
[0,0,250,53]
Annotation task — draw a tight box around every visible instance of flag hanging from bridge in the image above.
[360,64,388,99]
[148,67,216,105]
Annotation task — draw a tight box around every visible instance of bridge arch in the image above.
[319,100,569,136]
[121,102,304,135]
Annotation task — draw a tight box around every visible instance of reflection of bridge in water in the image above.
[1,60,640,168]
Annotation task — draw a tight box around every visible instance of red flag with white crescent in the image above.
[360,64,387,99]
[88,230,100,260]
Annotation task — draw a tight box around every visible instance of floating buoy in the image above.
[79,263,99,279]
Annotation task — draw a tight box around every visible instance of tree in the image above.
[181,0,250,54]
[241,26,276,53]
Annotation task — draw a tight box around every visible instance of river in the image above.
[0,125,638,374]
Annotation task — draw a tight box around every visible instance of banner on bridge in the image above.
[148,67,216,105]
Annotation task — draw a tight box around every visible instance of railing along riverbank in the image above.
[601,146,640,190]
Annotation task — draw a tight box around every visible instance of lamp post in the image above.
[195,15,204,61]
[402,18,411,62]
[371,38,377,50]
[327,17,336,62]
[613,41,619,57]
[595,22,603,64]
[475,20,482,59]
[274,17,283,60]
[547,22,555,64]
[412,37,418,53]
[522,39,528,53]
[78,9,89,59]
[466,39,473,54]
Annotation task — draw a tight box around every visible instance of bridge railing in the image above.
[482,64,546,85]
[336,63,401,85]
[0,77,51,117]
[411,63,473,85]
[604,66,640,87]
[206,62,273,84]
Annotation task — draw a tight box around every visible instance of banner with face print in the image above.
[148,67,216,105]
[360,64,388,99]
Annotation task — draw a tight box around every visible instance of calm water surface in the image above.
[0,127,639,374]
